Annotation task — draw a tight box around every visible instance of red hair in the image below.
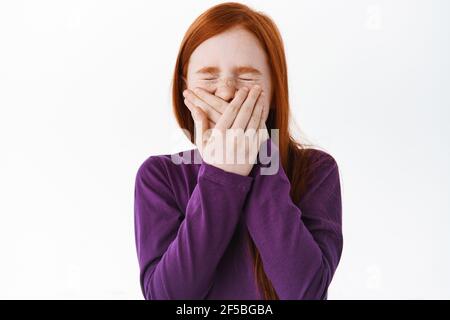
[172,2,316,300]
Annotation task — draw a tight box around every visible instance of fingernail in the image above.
[242,87,249,92]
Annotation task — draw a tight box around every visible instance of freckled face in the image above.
[186,26,272,108]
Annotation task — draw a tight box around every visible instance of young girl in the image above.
[134,2,343,300]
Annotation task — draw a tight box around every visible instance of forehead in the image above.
[188,27,269,72]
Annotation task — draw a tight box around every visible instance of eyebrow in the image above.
[195,65,262,76]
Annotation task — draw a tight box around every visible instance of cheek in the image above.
[260,83,272,108]
[187,81,215,93]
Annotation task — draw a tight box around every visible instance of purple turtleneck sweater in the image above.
[134,139,343,300]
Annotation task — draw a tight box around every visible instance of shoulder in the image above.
[303,148,339,175]
[136,154,167,180]
[298,148,341,205]
[135,147,199,185]
[134,148,201,211]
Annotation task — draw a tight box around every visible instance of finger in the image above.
[231,85,262,130]
[183,93,222,123]
[215,87,249,131]
[245,90,264,132]
[259,92,270,129]
[257,99,270,147]
[184,98,217,128]
[191,106,209,151]
[184,97,195,115]
[192,87,226,114]
[184,98,221,124]
[245,97,264,164]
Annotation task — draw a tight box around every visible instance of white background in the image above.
[0,0,449,299]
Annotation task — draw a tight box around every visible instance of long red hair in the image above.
[172,2,317,300]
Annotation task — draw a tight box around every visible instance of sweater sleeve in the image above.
[245,140,343,300]
[134,156,254,300]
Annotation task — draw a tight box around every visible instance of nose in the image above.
[214,78,237,102]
